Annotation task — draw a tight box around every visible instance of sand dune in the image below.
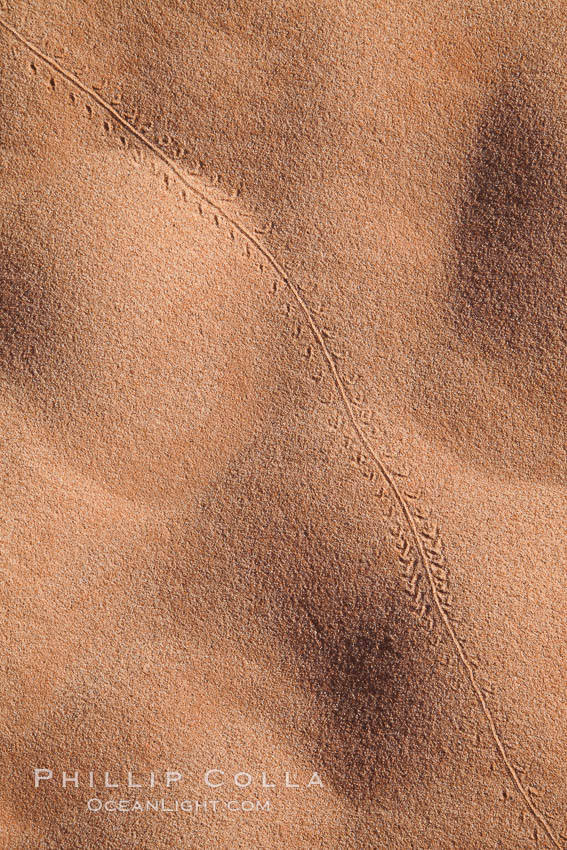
[2,2,567,848]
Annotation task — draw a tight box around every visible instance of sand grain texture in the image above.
[1,2,567,848]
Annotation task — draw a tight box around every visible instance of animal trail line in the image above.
[0,16,562,850]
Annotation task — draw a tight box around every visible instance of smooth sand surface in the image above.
[1,2,567,848]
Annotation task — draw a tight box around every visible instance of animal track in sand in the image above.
[0,16,562,849]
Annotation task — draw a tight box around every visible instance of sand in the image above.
[1,1,567,848]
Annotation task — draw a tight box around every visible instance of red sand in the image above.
[2,2,567,848]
